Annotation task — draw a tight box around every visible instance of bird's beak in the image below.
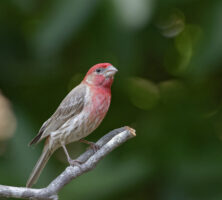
[104,65,118,77]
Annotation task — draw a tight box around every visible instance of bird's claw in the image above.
[87,143,100,153]
[68,159,83,167]
[80,139,100,153]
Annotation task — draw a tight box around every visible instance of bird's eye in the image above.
[95,68,102,73]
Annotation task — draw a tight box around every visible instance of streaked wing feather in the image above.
[30,84,86,144]
[29,118,51,145]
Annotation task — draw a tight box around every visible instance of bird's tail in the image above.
[26,141,53,188]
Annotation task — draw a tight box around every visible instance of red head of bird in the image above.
[83,63,118,88]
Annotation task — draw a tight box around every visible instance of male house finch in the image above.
[26,63,118,188]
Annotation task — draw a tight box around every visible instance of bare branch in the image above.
[0,126,136,200]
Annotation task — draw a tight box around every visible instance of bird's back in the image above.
[29,84,86,145]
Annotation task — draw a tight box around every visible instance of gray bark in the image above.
[0,126,136,200]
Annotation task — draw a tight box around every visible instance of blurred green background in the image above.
[1,0,222,199]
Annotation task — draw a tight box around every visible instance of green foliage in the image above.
[127,77,160,110]
[1,0,222,199]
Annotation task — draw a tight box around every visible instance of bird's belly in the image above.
[62,111,105,145]
[51,92,110,148]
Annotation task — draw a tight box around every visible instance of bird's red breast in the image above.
[83,83,111,133]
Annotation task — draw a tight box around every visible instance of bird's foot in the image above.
[68,159,83,167]
[80,139,100,153]
[88,142,100,153]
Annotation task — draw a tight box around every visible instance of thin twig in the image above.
[0,126,136,200]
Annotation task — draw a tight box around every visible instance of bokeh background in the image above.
[1,0,222,199]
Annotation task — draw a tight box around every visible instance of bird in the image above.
[26,63,118,188]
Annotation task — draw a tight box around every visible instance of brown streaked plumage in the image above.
[29,84,86,146]
[26,63,118,187]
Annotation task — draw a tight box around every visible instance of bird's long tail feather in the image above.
[26,143,52,188]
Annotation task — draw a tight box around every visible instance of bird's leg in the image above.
[79,139,100,152]
[61,143,82,167]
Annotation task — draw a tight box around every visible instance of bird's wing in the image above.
[29,84,86,145]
